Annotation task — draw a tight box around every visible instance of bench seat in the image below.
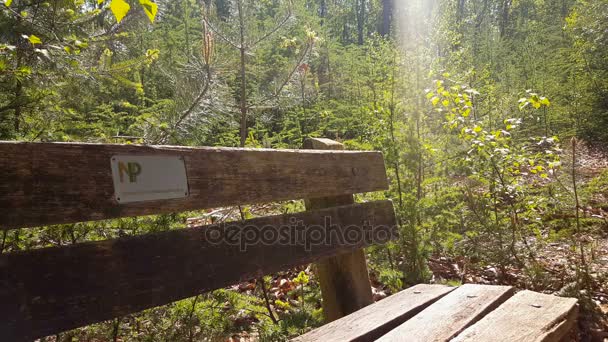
[295,284,578,342]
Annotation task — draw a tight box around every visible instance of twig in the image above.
[252,42,312,107]
[0,230,7,254]
[187,295,200,342]
[571,138,589,290]
[249,10,292,48]
[202,18,240,49]
[258,277,279,324]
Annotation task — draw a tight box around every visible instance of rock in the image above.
[372,287,387,301]
[484,266,498,278]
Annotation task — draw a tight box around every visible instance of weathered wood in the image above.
[303,137,345,150]
[0,141,388,229]
[304,138,376,322]
[377,284,514,342]
[0,201,397,341]
[292,284,455,342]
[451,290,579,342]
[308,191,374,322]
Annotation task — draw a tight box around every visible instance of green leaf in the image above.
[4,0,12,6]
[293,271,309,285]
[275,299,291,310]
[145,48,160,62]
[518,101,529,110]
[16,66,32,79]
[28,35,42,45]
[139,0,158,23]
[431,96,440,106]
[75,40,88,49]
[110,0,130,23]
[540,97,550,106]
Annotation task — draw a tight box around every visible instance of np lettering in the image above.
[118,162,142,183]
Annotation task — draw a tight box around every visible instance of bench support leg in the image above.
[304,138,374,322]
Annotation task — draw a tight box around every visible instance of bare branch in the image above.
[252,41,312,107]
[249,9,292,48]
[202,18,241,49]
[173,79,211,130]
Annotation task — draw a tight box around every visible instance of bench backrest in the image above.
[0,139,396,341]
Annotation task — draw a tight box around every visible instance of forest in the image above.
[1,0,607,340]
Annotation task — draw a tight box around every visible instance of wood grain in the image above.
[0,201,397,341]
[451,290,578,342]
[304,138,374,322]
[292,284,455,342]
[0,141,388,229]
[377,284,514,342]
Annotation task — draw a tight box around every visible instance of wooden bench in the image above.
[0,138,395,340]
[0,138,578,341]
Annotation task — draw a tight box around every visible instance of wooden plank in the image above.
[292,284,455,342]
[303,137,345,150]
[0,201,397,341]
[377,284,514,342]
[0,141,388,229]
[451,290,578,342]
[303,138,374,322]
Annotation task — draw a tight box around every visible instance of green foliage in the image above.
[102,0,158,23]
[378,268,404,293]
[109,0,130,23]
[292,271,310,287]
[426,75,563,267]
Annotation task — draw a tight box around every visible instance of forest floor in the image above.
[427,141,608,341]
[427,239,608,341]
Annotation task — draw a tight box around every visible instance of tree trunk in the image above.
[499,0,512,38]
[381,0,392,36]
[237,0,248,147]
[320,0,327,23]
[356,0,365,45]
[457,0,465,23]
[13,83,22,134]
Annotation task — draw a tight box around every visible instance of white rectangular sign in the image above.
[110,155,189,203]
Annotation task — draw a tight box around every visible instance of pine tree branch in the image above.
[249,10,292,48]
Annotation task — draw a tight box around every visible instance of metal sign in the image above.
[110,155,189,203]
